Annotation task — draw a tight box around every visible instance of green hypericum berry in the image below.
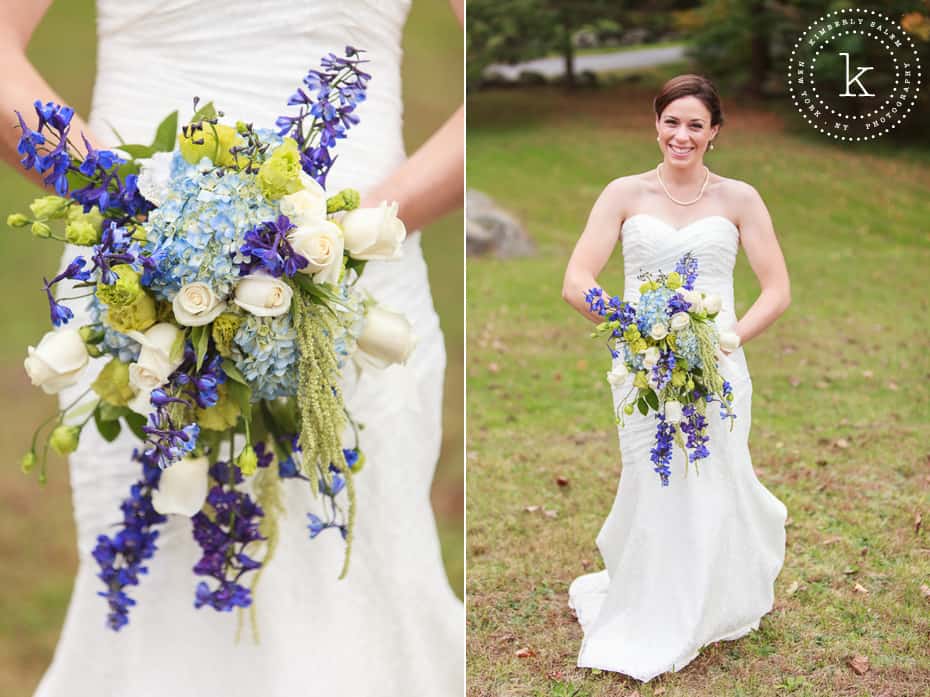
[624,403,635,416]
[20,451,37,473]
[49,425,81,456]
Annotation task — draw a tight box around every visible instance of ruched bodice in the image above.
[568,211,787,682]
[90,0,410,193]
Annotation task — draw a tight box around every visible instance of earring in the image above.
[709,140,715,151]
[656,136,660,141]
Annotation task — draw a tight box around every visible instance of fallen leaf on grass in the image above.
[789,376,802,387]
[920,584,930,602]
[546,670,565,681]
[822,535,844,545]
[785,517,794,527]
[515,647,535,658]
[916,510,923,536]
[835,438,850,449]
[843,567,858,575]
[524,505,540,513]
[553,372,562,382]
[576,359,588,370]
[847,654,870,675]
[556,476,569,487]
[862,370,874,378]
[853,582,869,595]
[887,381,899,391]
[816,380,829,389]
[860,546,869,557]
[581,558,592,569]
[654,688,667,696]
[544,509,558,519]
[786,580,800,596]
[488,362,500,373]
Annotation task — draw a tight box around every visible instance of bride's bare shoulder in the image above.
[714,174,764,205]
[597,172,649,203]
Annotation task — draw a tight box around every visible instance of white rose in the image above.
[233,273,293,317]
[125,323,184,414]
[288,220,344,286]
[356,305,417,368]
[642,346,661,369]
[172,282,226,327]
[24,328,89,395]
[703,293,722,315]
[152,456,210,516]
[340,201,406,260]
[719,330,741,352]
[688,292,705,314]
[649,322,669,340]
[670,312,690,331]
[606,361,629,387]
[664,400,683,424]
[279,174,327,225]
[647,373,659,390]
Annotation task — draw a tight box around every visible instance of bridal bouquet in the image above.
[585,252,738,486]
[10,47,414,630]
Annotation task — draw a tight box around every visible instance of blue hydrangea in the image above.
[140,151,278,301]
[85,296,141,363]
[231,313,299,401]
[332,282,366,369]
[636,287,675,335]
[675,328,702,370]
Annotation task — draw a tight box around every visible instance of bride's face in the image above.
[655,96,719,167]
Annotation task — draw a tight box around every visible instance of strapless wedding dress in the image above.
[36,2,463,696]
[568,213,788,683]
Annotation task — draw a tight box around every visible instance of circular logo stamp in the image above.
[787,8,923,141]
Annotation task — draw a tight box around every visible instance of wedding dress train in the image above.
[568,213,788,683]
[34,2,463,696]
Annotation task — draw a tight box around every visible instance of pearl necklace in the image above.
[656,163,710,206]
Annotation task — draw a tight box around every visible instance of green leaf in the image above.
[191,325,210,372]
[152,111,178,152]
[221,358,248,385]
[644,389,659,411]
[227,380,253,433]
[117,160,141,179]
[170,330,187,364]
[118,144,156,159]
[97,401,126,422]
[123,412,147,441]
[94,405,122,442]
[637,398,648,416]
[190,101,217,123]
[345,257,367,276]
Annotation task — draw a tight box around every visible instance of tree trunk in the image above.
[747,0,770,96]
[562,27,576,89]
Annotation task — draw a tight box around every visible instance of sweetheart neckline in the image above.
[621,213,739,236]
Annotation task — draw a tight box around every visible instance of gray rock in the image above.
[466,189,535,258]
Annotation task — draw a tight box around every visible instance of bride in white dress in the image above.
[0,1,464,695]
[561,75,791,683]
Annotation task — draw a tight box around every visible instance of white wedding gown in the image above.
[568,213,788,683]
[36,2,463,696]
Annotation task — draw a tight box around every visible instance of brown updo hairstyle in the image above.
[653,74,725,131]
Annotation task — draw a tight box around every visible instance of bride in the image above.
[0,1,464,695]
[561,74,791,682]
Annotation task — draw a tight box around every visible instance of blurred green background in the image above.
[0,2,462,694]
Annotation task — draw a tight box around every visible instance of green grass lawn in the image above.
[466,78,930,696]
[0,2,463,695]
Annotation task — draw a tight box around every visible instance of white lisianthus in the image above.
[649,322,669,340]
[664,400,683,423]
[719,330,741,352]
[125,323,184,415]
[703,293,722,315]
[288,220,344,285]
[642,346,661,369]
[136,151,174,206]
[340,201,406,260]
[687,291,705,314]
[279,173,327,225]
[233,273,293,317]
[172,282,226,327]
[152,456,210,516]
[23,328,90,394]
[356,305,417,368]
[670,312,690,331]
[606,361,629,387]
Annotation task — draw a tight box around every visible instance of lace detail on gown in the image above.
[567,213,788,683]
[34,2,463,696]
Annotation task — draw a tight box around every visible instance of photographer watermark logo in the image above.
[787,8,923,141]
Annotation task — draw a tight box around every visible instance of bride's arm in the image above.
[731,182,791,348]
[562,178,628,324]
[0,1,100,184]
[358,0,463,233]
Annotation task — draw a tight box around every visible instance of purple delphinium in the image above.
[41,257,91,327]
[650,414,675,486]
[675,252,699,290]
[680,403,710,463]
[90,221,139,285]
[191,460,265,612]
[650,348,677,392]
[276,46,370,187]
[238,215,308,278]
[92,449,167,631]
